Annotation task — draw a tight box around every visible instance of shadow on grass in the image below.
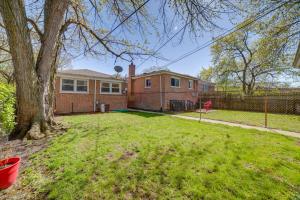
[115,110,163,118]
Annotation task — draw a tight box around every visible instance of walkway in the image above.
[128,109,300,139]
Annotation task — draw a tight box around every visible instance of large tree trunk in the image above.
[0,0,68,140]
[35,0,68,132]
[0,0,39,139]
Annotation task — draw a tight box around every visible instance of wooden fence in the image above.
[200,91,300,114]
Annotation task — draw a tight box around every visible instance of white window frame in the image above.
[60,78,89,93]
[188,80,193,89]
[170,77,180,88]
[100,82,122,95]
[145,78,151,88]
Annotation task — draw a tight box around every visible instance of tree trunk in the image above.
[0,0,39,139]
[0,0,68,140]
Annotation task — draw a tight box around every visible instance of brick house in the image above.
[54,65,215,114]
[127,63,214,111]
[54,69,127,114]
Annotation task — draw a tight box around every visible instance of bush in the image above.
[0,83,15,135]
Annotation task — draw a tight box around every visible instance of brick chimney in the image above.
[128,62,135,77]
[127,63,135,97]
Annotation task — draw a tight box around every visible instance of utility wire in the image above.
[75,0,151,58]
[160,0,290,68]
[136,0,217,71]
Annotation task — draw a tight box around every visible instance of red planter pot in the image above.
[0,157,21,189]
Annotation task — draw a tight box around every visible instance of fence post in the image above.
[199,96,202,122]
[264,96,268,128]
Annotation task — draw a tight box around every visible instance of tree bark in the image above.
[0,0,68,140]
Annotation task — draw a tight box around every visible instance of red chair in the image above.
[203,100,212,112]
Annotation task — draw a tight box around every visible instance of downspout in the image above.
[93,79,96,112]
[160,75,163,111]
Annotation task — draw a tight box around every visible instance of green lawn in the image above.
[175,110,300,133]
[23,112,300,199]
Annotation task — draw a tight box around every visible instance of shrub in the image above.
[0,83,15,135]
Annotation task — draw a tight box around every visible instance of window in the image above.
[101,82,121,94]
[112,83,120,93]
[76,80,88,92]
[101,83,110,93]
[62,79,74,91]
[61,79,88,93]
[188,80,193,89]
[145,78,151,88]
[171,77,180,87]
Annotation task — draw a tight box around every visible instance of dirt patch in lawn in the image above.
[0,125,67,200]
[119,150,137,161]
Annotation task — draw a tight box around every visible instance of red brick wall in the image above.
[54,77,127,114]
[129,75,162,110]
[162,74,198,110]
[129,73,199,111]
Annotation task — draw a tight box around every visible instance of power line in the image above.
[136,0,217,71]
[160,0,290,68]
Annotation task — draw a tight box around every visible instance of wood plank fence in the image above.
[200,91,300,115]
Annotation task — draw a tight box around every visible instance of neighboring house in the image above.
[198,80,215,93]
[127,63,214,111]
[55,69,127,114]
[293,41,300,68]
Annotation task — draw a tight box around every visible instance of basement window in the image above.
[171,77,180,88]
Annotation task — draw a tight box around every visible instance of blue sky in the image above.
[71,1,235,78]
[69,1,299,87]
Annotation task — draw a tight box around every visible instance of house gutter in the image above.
[160,75,163,111]
[93,79,96,112]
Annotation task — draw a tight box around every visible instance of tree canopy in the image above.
[207,0,300,94]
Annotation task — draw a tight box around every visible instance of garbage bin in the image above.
[100,104,105,113]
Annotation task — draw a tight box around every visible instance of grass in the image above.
[22,112,300,199]
[175,110,300,133]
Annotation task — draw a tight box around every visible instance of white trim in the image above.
[145,78,151,88]
[100,82,122,95]
[60,78,89,94]
[170,76,180,88]
[188,80,193,89]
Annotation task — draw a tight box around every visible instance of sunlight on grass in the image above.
[23,112,300,199]
[177,110,300,133]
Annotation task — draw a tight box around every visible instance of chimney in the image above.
[127,63,135,97]
[129,62,135,77]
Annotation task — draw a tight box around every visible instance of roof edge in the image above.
[133,70,199,80]
[57,72,124,82]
